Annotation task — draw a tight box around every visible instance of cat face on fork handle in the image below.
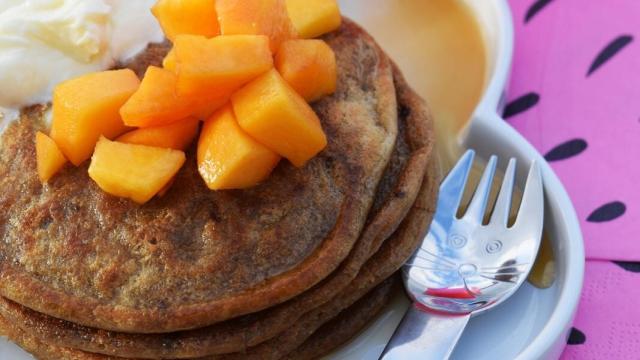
[403,150,543,315]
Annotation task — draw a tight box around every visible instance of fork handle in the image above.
[380,304,471,360]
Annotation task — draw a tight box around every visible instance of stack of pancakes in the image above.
[0,20,438,359]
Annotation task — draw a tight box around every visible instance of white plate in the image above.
[0,1,584,359]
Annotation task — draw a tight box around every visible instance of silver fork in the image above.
[381,150,544,359]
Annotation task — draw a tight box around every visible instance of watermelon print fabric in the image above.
[507,0,639,357]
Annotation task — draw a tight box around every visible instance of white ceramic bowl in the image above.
[325,1,585,359]
[0,2,584,359]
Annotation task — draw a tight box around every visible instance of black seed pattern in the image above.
[525,0,554,23]
[568,327,586,345]
[544,139,587,162]
[613,261,640,273]
[587,35,634,76]
[587,201,626,222]
[504,93,540,119]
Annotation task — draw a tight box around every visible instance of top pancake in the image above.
[0,19,398,333]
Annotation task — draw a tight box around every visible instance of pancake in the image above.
[0,19,398,333]
[284,277,401,360]
[0,35,436,358]
[0,277,398,360]
[0,150,438,360]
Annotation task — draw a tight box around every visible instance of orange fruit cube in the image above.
[275,39,337,102]
[151,0,220,41]
[216,0,298,52]
[50,69,140,166]
[231,69,327,167]
[117,117,200,150]
[35,132,67,183]
[120,66,193,128]
[190,95,230,120]
[162,48,177,71]
[157,177,177,198]
[285,0,341,39]
[88,137,186,204]
[197,106,280,190]
[173,34,273,96]
[125,63,227,122]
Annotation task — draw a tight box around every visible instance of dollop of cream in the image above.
[0,0,163,126]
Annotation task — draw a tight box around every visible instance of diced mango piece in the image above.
[216,0,298,53]
[231,69,327,167]
[128,62,227,121]
[35,132,67,183]
[152,0,220,41]
[117,117,199,150]
[275,39,337,102]
[88,137,186,204]
[285,0,341,39]
[167,48,231,119]
[163,48,177,72]
[191,95,230,120]
[198,106,280,190]
[50,69,139,166]
[157,177,176,197]
[120,66,193,128]
[173,34,273,96]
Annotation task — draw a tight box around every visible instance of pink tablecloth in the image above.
[506,0,640,358]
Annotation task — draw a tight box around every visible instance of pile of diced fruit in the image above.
[36,0,341,204]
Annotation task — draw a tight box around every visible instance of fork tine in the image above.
[463,155,498,222]
[436,150,475,217]
[513,161,544,233]
[490,158,517,226]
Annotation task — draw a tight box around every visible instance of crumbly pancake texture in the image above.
[0,19,398,333]
[0,33,437,358]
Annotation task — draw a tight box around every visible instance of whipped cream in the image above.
[0,0,164,131]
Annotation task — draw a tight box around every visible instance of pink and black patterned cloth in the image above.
[506,0,640,358]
